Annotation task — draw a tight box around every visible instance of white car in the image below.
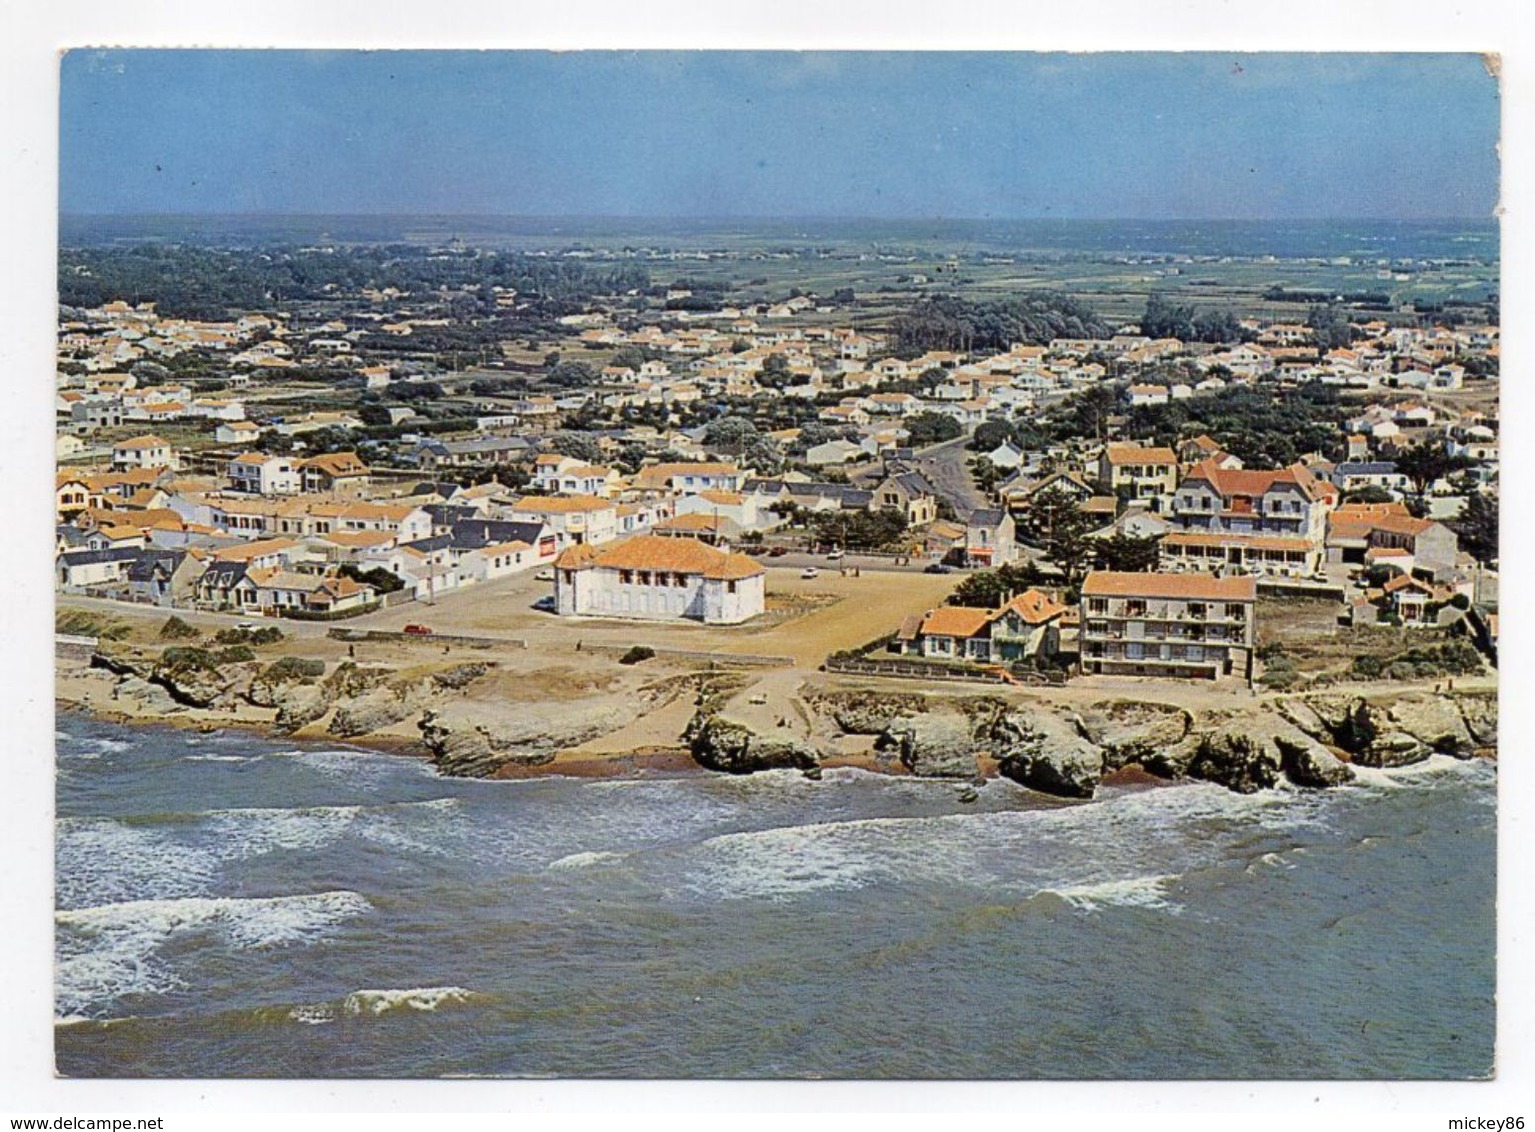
[534,569,555,582]
[826,548,845,560]
[801,567,820,580]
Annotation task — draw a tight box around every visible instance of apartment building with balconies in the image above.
[1079,570,1256,682]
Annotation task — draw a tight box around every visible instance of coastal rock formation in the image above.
[1137,734,1204,780]
[273,683,332,734]
[115,674,182,715]
[1273,731,1355,788]
[328,685,424,739]
[809,691,928,735]
[1454,691,1498,747]
[687,713,819,774]
[417,708,558,778]
[1385,696,1474,757]
[1075,701,1191,770]
[1188,724,1283,794]
[1355,730,1430,769]
[991,709,1104,799]
[879,712,979,779]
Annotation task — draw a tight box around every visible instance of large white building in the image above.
[553,534,765,624]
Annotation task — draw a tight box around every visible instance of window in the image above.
[1126,600,1147,617]
[727,581,737,594]
[1225,603,1246,620]
[638,571,651,585]
[675,573,687,587]
[1087,598,1108,614]
[619,570,633,584]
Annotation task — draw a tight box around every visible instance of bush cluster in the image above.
[618,645,656,665]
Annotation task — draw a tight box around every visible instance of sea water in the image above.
[53,713,1494,1078]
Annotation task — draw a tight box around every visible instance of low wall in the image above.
[55,634,100,662]
[823,657,1009,684]
[327,628,528,650]
[579,644,794,668]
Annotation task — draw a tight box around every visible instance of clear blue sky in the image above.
[59,51,1500,220]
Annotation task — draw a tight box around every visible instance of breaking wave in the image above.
[55,891,373,1019]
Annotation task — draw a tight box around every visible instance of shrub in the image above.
[1386,661,1417,681]
[1449,593,1471,611]
[215,626,284,645]
[1255,640,1287,661]
[160,646,217,671]
[1258,669,1301,690]
[159,616,199,640]
[1351,654,1383,678]
[215,645,256,665]
[618,645,656,665]
[264,656,326,681]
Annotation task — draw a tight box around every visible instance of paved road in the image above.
[900,434,990,519]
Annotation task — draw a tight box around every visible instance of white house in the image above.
[554,534,765,625]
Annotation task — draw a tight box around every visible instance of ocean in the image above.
[53,713,1495,1079]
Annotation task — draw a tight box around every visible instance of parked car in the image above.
[402,624,434,636]
[531,595,555,612]
[235,621,256,631]
[534,569,555,582]
[800,567,820,580]
[826,548,845,561]
[923,563,953,575]
[766,546,789,558]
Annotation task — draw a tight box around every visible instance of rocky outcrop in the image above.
[1354,730,1430,769]
[1385,696,1474,757]
[430,663,489,691]
[687,713,819,774]
[809,691,929,735]
[991,709,1104,799]
[273,683,332,733]
[1075,701,1191,770]
[328,685,424,738]
[1274,731,1355,788]
[115,675,182,715]
[1188,725,1283,794]
[1454,691,1498,747]
[1138,734,1204,780]
[879,711,978,779]
[417,709,558,778]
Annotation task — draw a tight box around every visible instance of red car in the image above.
[402,624,434,636]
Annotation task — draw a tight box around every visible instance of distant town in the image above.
[53,231,1499,789]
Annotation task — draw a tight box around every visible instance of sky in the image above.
[59,50,1500,221]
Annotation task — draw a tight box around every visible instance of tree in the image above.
[550,431,605,464]
[970,419,1020,453]
[358,404,394,427]
[969,456,1004,495]
[1020,485,1098,587]
[1394,443,1472,500]
[948,561,1049,608]
[1307,303,1354,351]
[339,563,406,594]
[1094,533,1162,573]
[905,412,963,447]
[758,354,793,389]
[1451,491,1498,565]
[546,361,597,389]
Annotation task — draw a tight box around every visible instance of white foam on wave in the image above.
[342,986,478,1015]
[548,849,629,871]
[1044,874,1181,913]
[55,890,372,1019]
[676,779,1334,903]
[56,817,217,910]
[1348,754,1496,792]
[204,797,462,860]
[185,754,260,763]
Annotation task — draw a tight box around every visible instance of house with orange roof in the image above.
[111,435,174,472]
[509,494,619,547]
[227,452,299,496]
[1097,443,1180,502]
[897,589,1068,663]
[1168,459,1334,575]
[553,534,765,624]
[1080,570,1256,682]
[298,451,371,495]
[630,461,746,496]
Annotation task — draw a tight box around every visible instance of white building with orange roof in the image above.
[227,452,299,496]
[554,534,765,624]
[509,494,619,548]
[111,434,175,472]
[1080,571,1256,682]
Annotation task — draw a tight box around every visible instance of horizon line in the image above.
[57,210,1498,225]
